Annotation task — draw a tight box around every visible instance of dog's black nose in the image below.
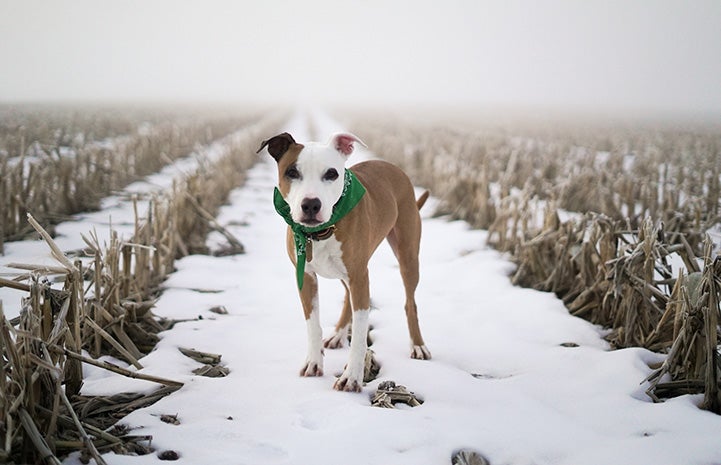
[301,198,322,216]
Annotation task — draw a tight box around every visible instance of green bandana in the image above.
[273,169,366,289]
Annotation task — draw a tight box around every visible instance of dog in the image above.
[258,132,430,392]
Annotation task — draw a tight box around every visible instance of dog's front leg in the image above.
[299,272,323,377]
[333,272,370,392]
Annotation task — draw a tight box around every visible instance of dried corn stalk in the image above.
[645,240,721,412]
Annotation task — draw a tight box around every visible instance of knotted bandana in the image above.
[273,169,366,289]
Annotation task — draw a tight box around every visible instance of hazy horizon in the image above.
[1,1,720,119]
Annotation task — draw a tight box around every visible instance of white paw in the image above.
[323,326,349,349]
[300,357,323,377]
[333,370,363,392]
[411,345,431,360]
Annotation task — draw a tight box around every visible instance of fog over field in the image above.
[1,0,720,118]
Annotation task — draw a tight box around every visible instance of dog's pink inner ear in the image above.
[334,134,360,156]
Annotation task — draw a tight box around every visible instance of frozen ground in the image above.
[2,111,720,465]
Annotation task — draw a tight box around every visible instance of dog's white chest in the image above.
[305,236,347,280]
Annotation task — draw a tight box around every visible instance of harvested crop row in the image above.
[0,109,285,464]
[0,105,261,249]
[350,110,721,413]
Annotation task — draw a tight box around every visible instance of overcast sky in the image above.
[1,0,719,117]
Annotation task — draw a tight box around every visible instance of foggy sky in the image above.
[1,0,720,117]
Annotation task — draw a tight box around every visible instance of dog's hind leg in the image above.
[323,281,351,349]
[387,223,431,360]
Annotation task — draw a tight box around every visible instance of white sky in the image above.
[1,0,720,116]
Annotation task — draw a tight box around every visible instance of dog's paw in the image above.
[411,345,432,360]
[333,374,363,393]
[299,360,324,377]
[323,330,347,349]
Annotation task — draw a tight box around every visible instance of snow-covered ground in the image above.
[3,111,721,465]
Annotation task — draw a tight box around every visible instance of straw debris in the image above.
[370,381,423,408]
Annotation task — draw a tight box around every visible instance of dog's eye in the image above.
[285,166,301,180]
[322,168,339,181]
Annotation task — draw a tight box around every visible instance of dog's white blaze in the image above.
[305,235,347,280]
[284,142,346,225]
[305,304,323,371]
[338,308,370,386]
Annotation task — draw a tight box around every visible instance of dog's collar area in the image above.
[308,225,336,241]
[305,226,336,263]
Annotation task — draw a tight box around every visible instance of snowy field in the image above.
[2,111,721,465]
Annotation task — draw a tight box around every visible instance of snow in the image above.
[2,111,721,465]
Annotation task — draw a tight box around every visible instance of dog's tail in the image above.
[416,190,430,210]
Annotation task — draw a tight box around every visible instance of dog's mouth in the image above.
[292,209,325,226]
[299,217,322,226]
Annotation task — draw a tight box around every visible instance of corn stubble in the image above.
[0,106,284,463]
[353,111,721,413]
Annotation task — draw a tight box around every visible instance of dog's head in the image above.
[258,132,365,226]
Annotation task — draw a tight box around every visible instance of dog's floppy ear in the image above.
[329,133,366,156]
[257,132,296,161]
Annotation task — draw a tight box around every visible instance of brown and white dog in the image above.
[258,132,430,392]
